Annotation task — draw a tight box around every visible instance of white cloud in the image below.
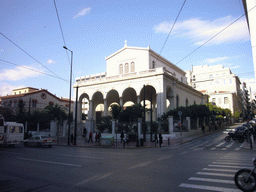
[0,65,44,81]
[47,59,56,64]
[73,8,91,19]
[154,16,249,45]
[205,57,230,64]
[0,83,23,96]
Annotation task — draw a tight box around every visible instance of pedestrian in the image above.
[71,133,74,144]
[120,131,124,143]
[83,128,87,142]
[201,125,205,134]
[88,132,93,143]
[154,133,158,146]
[125,133,129,146]
[95,132,99,143]
[159,133,163,148]
[98,131,101,146]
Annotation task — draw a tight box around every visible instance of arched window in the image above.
[119,64,123,74]
[186,98,189,107]
[131,62,135,72]
[176,95,179,108]
[152,61,155,69]
[125,63,129,73]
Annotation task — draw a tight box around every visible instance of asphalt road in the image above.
[1,129,255,192]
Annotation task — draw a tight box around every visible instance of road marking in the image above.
[75,175,100,186]
[203,168,238,172]
[213,162,251,166]
[157,155,173,161]
[234,147,241,151]
[208,164,252,169]
[189,177,235,184]
[197,172,234,177]
[95,172,114,181]
[57,154,105,159]
[128,161,152,170]
[190,141,209,149]
[216,141,225,147]
[226,142,234,148]
[210,147,216,150]
[18,158,82,167]
[179,183,240,192]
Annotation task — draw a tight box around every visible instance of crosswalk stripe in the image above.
[179,183,240,192]
[212,162,251,166]
[197,172,234,177]
[188,177,235,184]
[216,141,225,147]
[208,164,252,169]
[203,168,238,172]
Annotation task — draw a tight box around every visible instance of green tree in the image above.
[44,104,67,144]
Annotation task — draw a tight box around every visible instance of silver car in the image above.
[24,135,56,148]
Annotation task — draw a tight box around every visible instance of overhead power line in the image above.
[53,0,74,82]
[0,59,69,83]
[53,0,67,47]
[0,32,65,81]
[175,5,256,65]
[159,0,187,55]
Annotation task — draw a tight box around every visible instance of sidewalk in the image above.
[58,123,255,149]
[58,130,215,149]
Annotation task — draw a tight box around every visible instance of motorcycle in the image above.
[225,131,245,143]
[234,158,256,192]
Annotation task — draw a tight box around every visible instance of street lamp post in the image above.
[63,46,73,145]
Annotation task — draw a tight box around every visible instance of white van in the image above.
[3,122,24,146]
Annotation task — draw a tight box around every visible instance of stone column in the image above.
[186,117,191,132]
[104,99,108,116]
[168,116,174,134]
[89,100,94,119]
[120,97,123,108]
[112,119,116,135]
[137,96,141,104]
[138,118,142,139]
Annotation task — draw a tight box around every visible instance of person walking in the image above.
[70,133,74,144]
[98,131,101,146]
[95,132,99,143]
[201,125,205,134]
[120,131,124,143]
[159,133,163,148]
[154,133,158,146]
[88,132,93,143]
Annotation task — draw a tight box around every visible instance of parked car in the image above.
[24,135,56,148]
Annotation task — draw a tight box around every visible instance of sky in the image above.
[0,0,255,99]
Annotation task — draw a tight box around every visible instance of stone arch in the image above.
[139,85,157,121]
[166,87,174,111]
[92,91,104,123]
[106,89,120,116]
[78,93,90,122]
[122,87,137,107]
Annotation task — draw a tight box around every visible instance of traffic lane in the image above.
[1,146,157,187]
[73,147,227,191]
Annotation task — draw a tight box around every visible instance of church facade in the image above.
[74,43,206,133]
